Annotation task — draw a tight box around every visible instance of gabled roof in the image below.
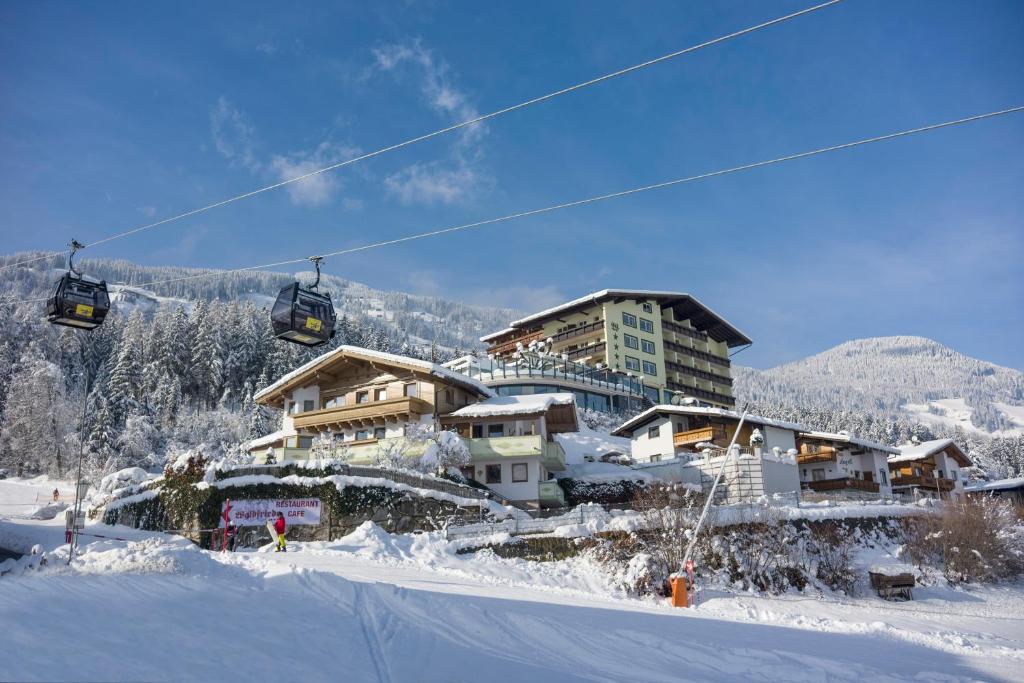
[480,289,752,347]
[254,345,495,405]
[965,476,1024,493]
[889,438,972,467]
[798,430,900,455]
[611,404,806,437]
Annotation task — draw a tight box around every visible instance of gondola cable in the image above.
[0,0,844,273]
[5,104,1022,308]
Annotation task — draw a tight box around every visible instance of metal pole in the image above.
[68,374,92,565]
[680,407,749,579]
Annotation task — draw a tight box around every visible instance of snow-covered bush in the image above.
[902,497,1023,583]
[420,430,470,473]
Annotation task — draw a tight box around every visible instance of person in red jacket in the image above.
[273,512,287,553]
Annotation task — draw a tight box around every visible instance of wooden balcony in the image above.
[487,329,545,357]
[892,475,955,492]
[292,396,432,431]
[797,448,837,465]
[673,426,727,447]
[804,478,880,494]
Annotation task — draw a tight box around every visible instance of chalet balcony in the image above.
[796,448,837,465]
[803,478,880,494]
[673,426,727,448]
[892,475,955,492]
[565,341,606,361]
[487,329,545,357]
[464,435,567,472]
[292,396,433,431]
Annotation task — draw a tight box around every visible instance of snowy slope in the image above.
[736,336,1024,435]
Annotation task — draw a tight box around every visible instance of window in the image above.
[303,400,315,413]
[511,463,529,482]
[472,424,484,439]
[488,423,504,437]
[297,436,313,449]
[641,339,656,354]
[485,464,502,484]
[624,355,640,371]
[639,318,654,333]
[812,468,825,481]
[356,391,369,404]
[373,427,386,439]
[403,383,418,398]
[374,388,387,401]
[642,360,657,376]
[624,334,639,350]
[324,396,345,409]
[622,312,637,328]
[641,302,653,313]
[445,389,454,403]
[650,454,661,463]
[879,469,888,485]
[355,430,371,441]
[648,425,660,439]
[937,469,944,480]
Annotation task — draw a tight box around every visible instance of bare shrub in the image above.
[808,521,858,595]
[902,497,1023,584]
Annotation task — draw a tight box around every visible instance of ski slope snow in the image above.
[1,481,1023,681]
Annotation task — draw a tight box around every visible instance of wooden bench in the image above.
[869,571,915,600]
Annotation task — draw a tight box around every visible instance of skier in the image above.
[225,521,238,552]
[273,512,287,552]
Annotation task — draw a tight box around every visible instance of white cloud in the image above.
[269,142,359,207]
[384,160,484,206]
[136,206,157,218]
[372,41,485,147]
[464,285,567,313]
[209,97,259,172]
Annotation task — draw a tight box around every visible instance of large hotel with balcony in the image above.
[480,290,751,409]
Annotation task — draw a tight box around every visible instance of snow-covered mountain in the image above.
[734,336,1024,436]
[2,252,517,353]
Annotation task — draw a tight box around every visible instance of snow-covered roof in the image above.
[254,345,495,403]
[480,289,752,347]
[799,430,900,455]
[965,477,1024,493]
[446,393,576,418]
[611,404,807,437]
[889,438,971,466]
[245,430,290,451]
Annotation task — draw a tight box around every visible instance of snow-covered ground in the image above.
[903,398,1024,437]
[2,478,1023,681]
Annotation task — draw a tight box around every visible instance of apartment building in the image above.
[796,431,898,498]
[889,438,971,501]
[250,345,494,462]
[481,290,751,408]
[440,393,576,508]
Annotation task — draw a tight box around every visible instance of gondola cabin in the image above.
[271,283,337,347]
[46,273,111,330]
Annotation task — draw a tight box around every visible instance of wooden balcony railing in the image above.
[566,342,606,361]
[891,475,955,492]
[293,396,432,431]
[487,329,545,356]
[673,426,727,447]
[796,448,837,464]
[803,478,880,494]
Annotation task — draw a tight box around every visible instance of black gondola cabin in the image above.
[46,273,111,330]
[271,283,337,347]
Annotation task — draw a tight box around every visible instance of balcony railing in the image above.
[462,435,567,472]
[796,449,837,464]
[487,329,545,356]
[292,396,432,431]
[663,339,731,368]
[673,426,727,447]
[538,480,567,507]
[803,478,880,494]
[664,359,733,386]
[550,320,604,345]
[665,380,736,406]
[566,342,606,361]
[660,318,709,343]
[891,475,955,491]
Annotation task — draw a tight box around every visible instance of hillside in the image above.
[1,251,516,353]
[734,336,1024,437]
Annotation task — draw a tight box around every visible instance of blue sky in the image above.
[1,0,1022,370]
